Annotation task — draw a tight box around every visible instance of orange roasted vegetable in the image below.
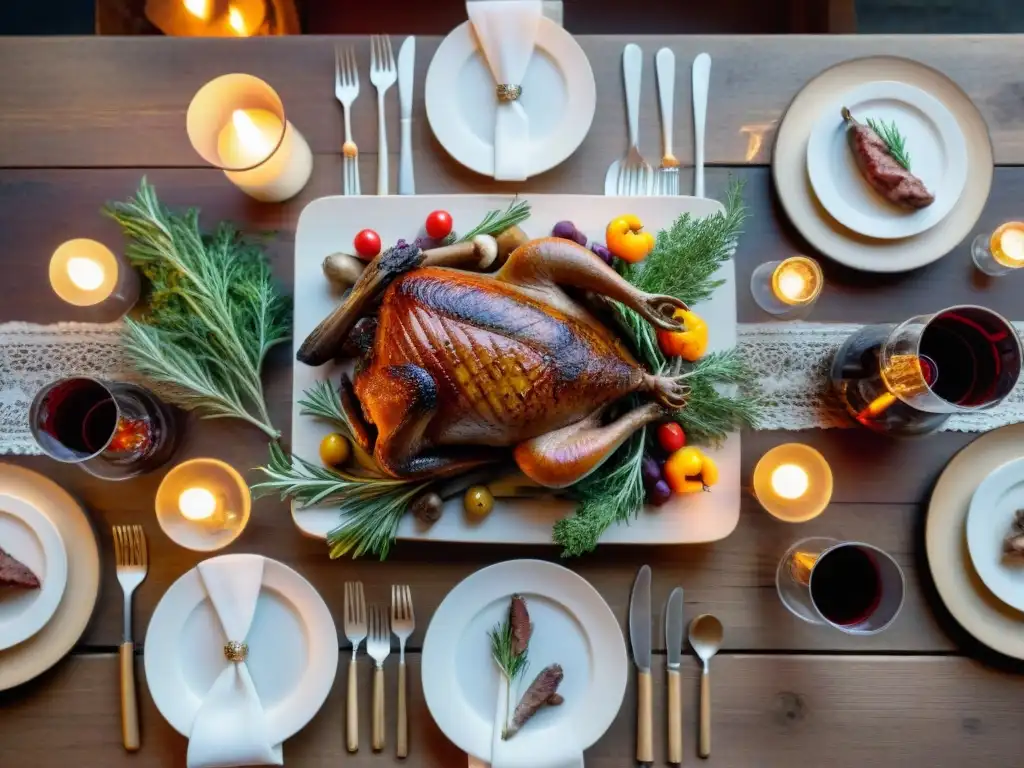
[605,214,656,263]
[656,309,708,361]
[663,446,718,494]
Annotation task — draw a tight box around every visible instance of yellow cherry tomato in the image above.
[605,214,656,263]
[663,447,718,494]
[319,432,351,468]
[656,308,709,361]
[464,485,495,517]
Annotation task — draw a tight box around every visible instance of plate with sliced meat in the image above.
[0,493,68,650]
[806,80,968,240]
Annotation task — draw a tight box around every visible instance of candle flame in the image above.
[66,256,105,291]
[770,464,809,500]
[231,109,271,157]
[777,270,808,301]
[183,0,211,20]
[228,6,247,35]
[179,487,217,521]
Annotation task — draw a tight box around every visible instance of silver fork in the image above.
[344,581,367,753]
[113,525,147,753]
[367,605,392,752]
[334,46,360,195]
[391,585,415,758]
[370,35,397,195]
[617,43,653,196]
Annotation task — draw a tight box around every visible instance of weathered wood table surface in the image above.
[1,35,1023,767]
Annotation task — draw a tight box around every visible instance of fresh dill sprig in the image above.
[105,179,290,439]
[669,350,761,443]
[457,199,531,242]
[251,442,426,560]
[866,117,911,170]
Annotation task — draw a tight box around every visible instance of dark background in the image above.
[2,0,1021,36]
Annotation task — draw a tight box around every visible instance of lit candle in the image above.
[156,458,251,551]
[750,255,823,317]
[753,444,832,523]
[187,74,313,203]
[972,221,1024,276]
[49,238,140,314]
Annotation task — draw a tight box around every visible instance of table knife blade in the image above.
[665,587,684,669]
[630,565,653,763]
[397,36,416,195]
[665,587,684,764]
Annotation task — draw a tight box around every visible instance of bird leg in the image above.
[513,402,664,488]
[495,237,688,333]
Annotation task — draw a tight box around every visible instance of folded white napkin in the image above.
[466,0,542,181]
[470,676,582,768]
[186,554,282,768]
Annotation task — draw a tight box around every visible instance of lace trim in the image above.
[2,320,1022,455]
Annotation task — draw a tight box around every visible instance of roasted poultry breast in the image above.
[298,237,691,487]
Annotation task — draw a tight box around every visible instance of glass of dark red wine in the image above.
[776,537,905,635]
[830,305,1021,436]
[29,377,178,480]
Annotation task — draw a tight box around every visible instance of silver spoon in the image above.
[688,613,723,759]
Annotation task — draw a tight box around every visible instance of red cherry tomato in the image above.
[656,422,686,453]
[425,210,453,239]
[353,229,381,261]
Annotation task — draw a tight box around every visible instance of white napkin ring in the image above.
[224,640,249,663]
[496,84,523,102]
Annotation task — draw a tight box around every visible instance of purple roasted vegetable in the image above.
[641,455,663,490]
[589,242,614,266]
[552,220,587,247]
[647,479,672,507]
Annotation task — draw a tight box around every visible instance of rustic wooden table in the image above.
[0,34,1022,767]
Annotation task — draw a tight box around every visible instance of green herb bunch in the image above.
[866,118,911,170]
[106,179,290,438]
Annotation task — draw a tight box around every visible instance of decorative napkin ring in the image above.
[496,84,523,102]
[224,640,249,663]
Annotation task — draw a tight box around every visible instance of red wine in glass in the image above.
[809,546,882,626]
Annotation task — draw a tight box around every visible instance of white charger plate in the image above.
[966,457,1024,613]
[425,19,596,179]
[806,81,967,240]
[0,493,68,650]
[421,560,627,766]
[144,556,338,744]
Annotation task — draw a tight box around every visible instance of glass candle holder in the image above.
[971,222,1024,276]
[186,74,313,202]
[752,443,833,523]
[751,256,823,318]
[49,239,140,316]
[155,458,251,551]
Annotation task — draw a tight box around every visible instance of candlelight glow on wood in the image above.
[751,255,823,317]
[49,238,140,314]
[156,458,251,551]
[973,221,1024,276]
[753,444,832,523]
[186,74,313,202]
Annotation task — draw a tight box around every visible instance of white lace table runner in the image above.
[3,320,1023,455]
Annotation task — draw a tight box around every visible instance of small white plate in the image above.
[806,81,968,240]
[0,493,68,650]
[145,556,338,744]
[421,560,627,765]
[425,19,596,179]
[966,458,1024,613]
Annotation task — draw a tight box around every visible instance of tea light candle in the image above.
[186,74,313,203]
[753,444,833,523]
[49,238,140,315]
[751,256,824,318]
[972,222,1024,276]
[156,458,251,551]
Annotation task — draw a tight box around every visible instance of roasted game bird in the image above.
[297,237,690,488]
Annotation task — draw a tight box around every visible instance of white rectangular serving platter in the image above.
[291,195,740,546]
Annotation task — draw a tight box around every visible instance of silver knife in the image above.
[665,587,684,764]
[397,36,416,195]
[629,565,653,764]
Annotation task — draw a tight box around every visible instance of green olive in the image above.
[319,432,351,468]
[463,485,495,517]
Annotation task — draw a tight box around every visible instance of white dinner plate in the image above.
[966,458,1024,613]
[806,81,968,240]
[145,556,338,744]
[425,19,596,179]
[0,493,68,650]
[421,560,627,766]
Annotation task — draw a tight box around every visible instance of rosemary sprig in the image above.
[105,179,290,439]
[866,117,911,170]
[252,442,426,559]
[299,380,359,439]
[489,601,530,737]
[457,199,531,242]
